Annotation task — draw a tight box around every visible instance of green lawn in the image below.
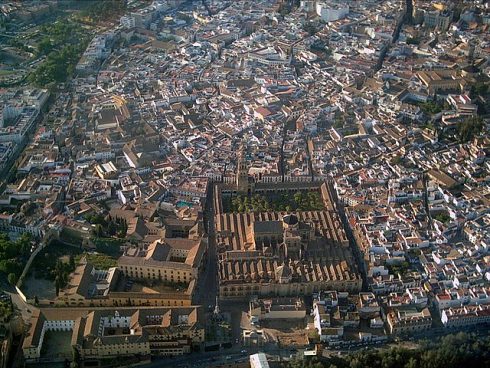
[75,252,117,270]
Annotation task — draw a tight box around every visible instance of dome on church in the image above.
[283,214,299,226]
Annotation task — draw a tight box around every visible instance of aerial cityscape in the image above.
[0,0,489,367]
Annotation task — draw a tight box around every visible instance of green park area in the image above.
[1,1,129,89]
[27,19,91,87]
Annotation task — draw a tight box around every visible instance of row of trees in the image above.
[231,194,272,213]
[230,191,324,213]
[0,233,32,285]
[288,332,490,368]
[289,191,325,211]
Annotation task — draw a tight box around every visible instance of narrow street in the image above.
[327,182,368,290]
[0,277,36,325]
[422,171,433,230]
[194,186,218,308]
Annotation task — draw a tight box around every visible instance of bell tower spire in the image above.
[236,143,249,192]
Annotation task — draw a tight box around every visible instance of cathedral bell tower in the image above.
[236,145,250,193]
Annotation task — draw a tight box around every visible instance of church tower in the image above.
[236,145,249,193]
[406,0,414,24]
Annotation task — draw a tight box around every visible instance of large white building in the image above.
[441,304,490,328]
[0,107,39,144]
[120,15,136,29]
[316,1,349,22]
[23,306,204,363]
[300,0,316,13]
[250,353,270,368]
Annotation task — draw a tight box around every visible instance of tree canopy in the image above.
[77,0,127,23]
[0,233,31,281]
[29,19,90,88]
[229,191,324,213]
[288,332,490,368]
[29,43,88,87]
[457,116,484,143]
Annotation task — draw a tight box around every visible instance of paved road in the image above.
[194,190,218,309]
[0,277,37,324]
[140,343,293,368]
[328,181,368,290]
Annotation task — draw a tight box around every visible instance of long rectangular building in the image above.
[118,237,206,284]
[23,306,204,363]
